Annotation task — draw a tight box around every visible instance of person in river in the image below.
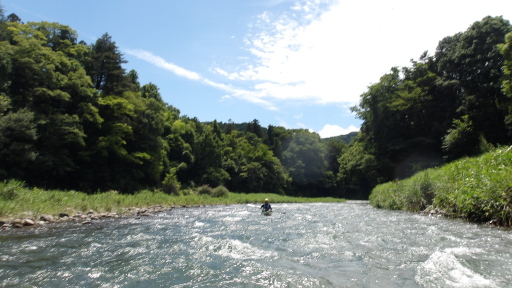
[261,198,272,212]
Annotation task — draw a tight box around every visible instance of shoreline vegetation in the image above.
[0,183,345,229]
[369,146,512,226]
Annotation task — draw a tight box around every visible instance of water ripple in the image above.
[1,202,512,287]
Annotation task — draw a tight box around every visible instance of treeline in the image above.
[1,9,511,200]
[0,10,352,197]
[346,16,512,197]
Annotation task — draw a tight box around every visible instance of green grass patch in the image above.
[369,146,512,225]
[0,181,344,221]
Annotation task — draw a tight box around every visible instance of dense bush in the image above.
[212,186,229,197]
[196,185,213,196]
[162,168,181,195]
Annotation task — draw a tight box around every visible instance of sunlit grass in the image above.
[0,181,344,221]
[369,146,512,225]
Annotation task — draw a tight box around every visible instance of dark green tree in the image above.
[337,140,378,199]
[86,33,127,96]
[222,131,289,193]
[126,69,141,92]
[0,107,37,179]
[499,31,512,133]
[435,16,512,144]
[1,22,101,188]
[6,13,21,24]
[442,115,490,161]
[193,124,227,186]
[245,119,264,139]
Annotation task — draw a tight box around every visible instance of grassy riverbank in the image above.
[0,181,344,221]
[369,146,512,225]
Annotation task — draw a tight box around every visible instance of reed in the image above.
[369,146,512,225]
[0,182,344,221]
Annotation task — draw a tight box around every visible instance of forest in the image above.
[1,8,511,200]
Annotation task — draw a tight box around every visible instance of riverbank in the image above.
[369,146,512,226]
[0,181,344,229]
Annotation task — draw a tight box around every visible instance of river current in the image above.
[1,201,511,287]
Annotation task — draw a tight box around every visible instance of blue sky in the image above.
[3,0,512,138]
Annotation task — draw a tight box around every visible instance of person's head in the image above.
[264,198,269,203]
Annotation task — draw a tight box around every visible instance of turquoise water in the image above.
[1,202,512,287]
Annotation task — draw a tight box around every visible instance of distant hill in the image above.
[323,131,358,144]
[211,121,358,144]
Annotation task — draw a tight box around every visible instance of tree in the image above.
[442,115,490,161]
[435,16,512,144]
[245,119,264,139]
[6,13,21,24]
[0,5,6,41]
[222,131,289,193]
[193,125,226,186]
[324,138,347,175]
[0,108,37,179]
[1,22,101,188]
[337,140,378,199]
[499,31,512,134]
[266,125,293,160]
[281,130,328,195]
[0,3,4,23]
[28,22,77,52]
[126,69,141,92]
[86,33,127,96]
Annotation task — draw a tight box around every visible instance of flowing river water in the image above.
[1,201,512,287]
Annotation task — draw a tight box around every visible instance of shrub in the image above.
[212,186,229,197]
[0,180,24,200]
[196,185,213,196]
[179,188,195,196]
[162,168,181,195]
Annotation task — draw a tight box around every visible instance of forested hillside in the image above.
[0,8,511,199]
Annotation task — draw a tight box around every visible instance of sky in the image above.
[3,0,512,138]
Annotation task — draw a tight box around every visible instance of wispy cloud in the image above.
[125,49,201,80]
[217,0,512,107]
[124,49,279,111]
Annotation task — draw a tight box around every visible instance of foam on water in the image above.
[416,248,497,288]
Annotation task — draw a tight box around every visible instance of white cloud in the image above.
[217,0,512,107]
[125,0,512,125]
[318,124,359,138]
[125,49,201,80]
[124,49,279,110]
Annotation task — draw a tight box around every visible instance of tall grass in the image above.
[370,146,512,225]
[0,181,344,221]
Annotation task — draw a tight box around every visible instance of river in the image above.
[1,201,511,287]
